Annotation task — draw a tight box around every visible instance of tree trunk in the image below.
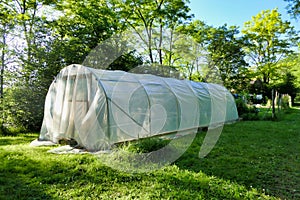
[148,28,154,63]
[0,33,4,99]
[168,29,174,66]
[159,20,163,65]
[0,30,6,127]
[272,88,276,119]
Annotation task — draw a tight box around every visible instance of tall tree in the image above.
[242,9,298,98]
[53,0,121,65]
[205,25,248,89]
[162,32,203,80]
[118,0,192,64]
[267,55,299,105]
[2,0,146,131]
[178,20,248,89]
[0,1,17,128]
[0,0,66,131]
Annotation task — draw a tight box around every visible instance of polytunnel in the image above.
[39,64,238,151]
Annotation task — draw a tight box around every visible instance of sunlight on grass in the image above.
[0,108,299,199]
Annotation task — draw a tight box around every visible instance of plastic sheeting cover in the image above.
[39,64,238,151]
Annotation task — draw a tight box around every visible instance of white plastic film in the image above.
[39,64,238,151]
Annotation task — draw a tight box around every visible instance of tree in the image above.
[2,0,148,131]
[276,54,300,105]
[118,0,192,64]
[0,0,17,129]
[54,0,144,71]
[53,0,122,65]
[290,54,300,88]
[174,20,210,80]
[205,25,248,90]
[178,20,248,90]
[242,9,298,99]
[285,0,300,18]
[108,50,143,71]
[0,0,66,131]
[277,72,298,105]
[171,34,205,80]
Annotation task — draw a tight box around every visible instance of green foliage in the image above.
[240,112,260,121]
[178,20,249,90]
[118,0,193,64]
[235,98,249,116]
[54,0,121,65]
[290,56,300,88]
[242,9,298,95]
[276,72,298,104]
[0,0,145,131]
[0,124,26,136]
[205,25,248,89]
[235,97,259,120]
[0,125,9,136]
[4,83,46,132]
[285,0,300,18]
[108,50,143,71]
[1,0,300,137]
[281,95,291,110]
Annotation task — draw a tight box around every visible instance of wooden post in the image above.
[272,88,276,119]
[277,92,280,113]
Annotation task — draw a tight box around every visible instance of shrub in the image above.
[235,98,248,116]
[0,125,10,136]
[281,95,290,110]
[235,98,260,120]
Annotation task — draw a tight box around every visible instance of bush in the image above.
[294,93,300,102]
[0,124,25,136]
[235,98,260,120]
[281,95,290,110]
[235,98,248,116]
[0,125,9,136]
[4,83,46,132]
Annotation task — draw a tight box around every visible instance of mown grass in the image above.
[0,108,299,199]
[176,107,300,199]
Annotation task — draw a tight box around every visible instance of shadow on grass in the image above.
[0,151,58,200]
[0,134,38,146]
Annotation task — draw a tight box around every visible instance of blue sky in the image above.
[188,0,299,30]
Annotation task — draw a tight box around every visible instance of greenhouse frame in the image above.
[39,64,238,151]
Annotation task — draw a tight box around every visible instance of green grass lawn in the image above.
[0,108,299,199]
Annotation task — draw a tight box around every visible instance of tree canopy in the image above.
[242,9,298,99]
[0,1,299,132]
[285,0,300,18]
